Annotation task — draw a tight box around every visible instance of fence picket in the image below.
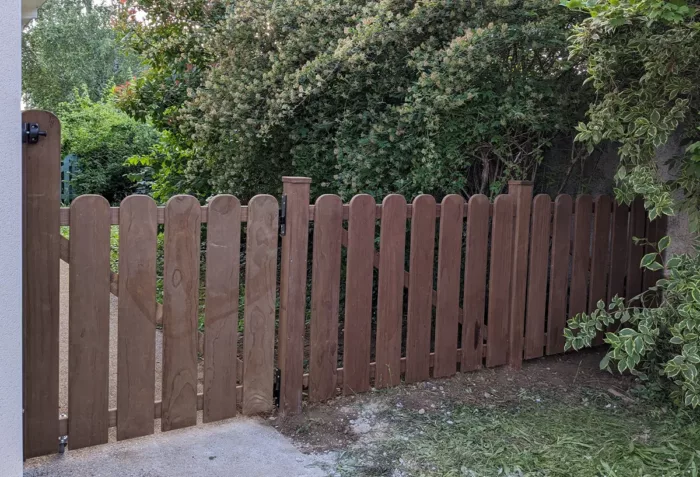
[642,215,668,305]
[343,194,376,394]
[204,195,241,422]
[569,195,593,320]
[242,195,279,414]
[486,195,515,367]
[375,195,407,388]
[524,195,551,360]
[461,195,490,371]
[626,198,646,303]
[278,178,311,415]
[546,195,573,355]
[162,195,201,431]
[589,196,613,344]
[433,195,464,378]
[405,195,437,382]
[608,202,630,303]
[309,195,343,401]
[23,110,61,458]
[117,195,157,440]
[68,195,111,449]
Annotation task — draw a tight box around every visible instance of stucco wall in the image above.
[0,1,24,475]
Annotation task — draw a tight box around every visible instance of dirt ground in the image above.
[272,348,635,456]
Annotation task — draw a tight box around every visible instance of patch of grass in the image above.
[338,400,700,476]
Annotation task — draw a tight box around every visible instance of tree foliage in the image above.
[563,0,700,231]
[117,0,591,201]
[59,92,158,203]
[22,0,141,112]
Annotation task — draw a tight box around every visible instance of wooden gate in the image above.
[23,110,665,458]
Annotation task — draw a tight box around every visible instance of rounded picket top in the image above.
[208,194,241,218]
[441,194,465,217]
[412,193,436,209]
[348,193,376,214]
[532,194,552,209]
[382,193,407,208]
[554,193,573,211]
[120,194,158,215]
[314,193,343,208]
[70,193,110,210]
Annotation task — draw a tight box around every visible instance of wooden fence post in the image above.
[22,110,61,458]
[278,177,311,415]
[507,180,533,369]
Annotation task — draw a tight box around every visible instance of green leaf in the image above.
[658,235,670,252]
[600,354,611,370]
[683,364,697,381]
[692,288,700,304]
[619,328,636,337]
[646,262,664,271]
[618,358,628,373]
[666,257,681,269]
[650,110,661,124]
[670,336,684,345]
[641,253,658,268]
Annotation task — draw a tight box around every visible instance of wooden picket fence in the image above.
[22,110,666,458]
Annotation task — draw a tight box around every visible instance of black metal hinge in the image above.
[22,122,47,144]
[273,368,281,407]
[279,194,287,236]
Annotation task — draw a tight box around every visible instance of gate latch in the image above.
[22,122,47,144]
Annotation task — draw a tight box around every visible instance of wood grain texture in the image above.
[589,196,613,345]
[68,195,111,449]
[243,195,279,414]
[309,195,343,401]
[626,197,646,304]
[461,195,490,372]
[507,182,533,368]
[486,194,515,368]
[22,110,61,458]
[343,194,376,394]
[546,195,573,355]
[161,195,201,431]
[569,195,593,320]
[405,195,437,382]
[375,195,407,388]
[608,202,630,303]
[117,195,157,440]
[433,195,464,378]
[278,177,311,415]
[524,195,552,360]
[204,195,241,422]
[642,214,668,306]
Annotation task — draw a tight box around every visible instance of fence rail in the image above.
[23,110,666,458]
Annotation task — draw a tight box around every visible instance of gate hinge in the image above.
[273,368,281,407]
[22,122,47,144]
[279,194,287,236]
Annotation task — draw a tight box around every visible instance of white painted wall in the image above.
[0,0,24,475]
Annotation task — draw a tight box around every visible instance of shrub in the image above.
[119,0,591,201]
[566,236,700,407]
[58,92,158,203]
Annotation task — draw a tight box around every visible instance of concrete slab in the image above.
[23,417,334,477]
